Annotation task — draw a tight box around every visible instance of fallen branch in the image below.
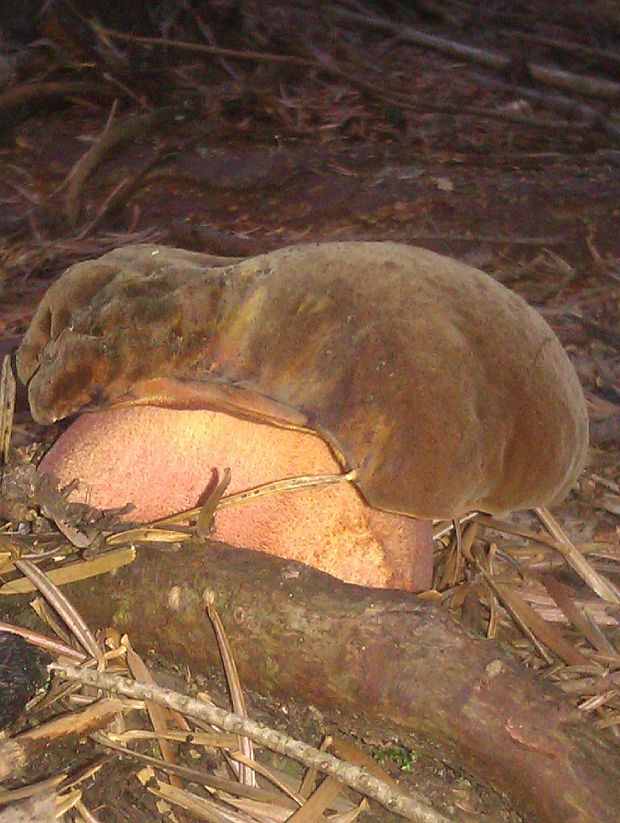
[94,24,599,138]
[92,24,315,70]
[323,56,597,136]
[330,7,620,102]
[0,355,15,466]
[76,147,166,239]
[56,542,620,823]
[64,107,183,227]
[472,72,620,142]
[501,29,620,72]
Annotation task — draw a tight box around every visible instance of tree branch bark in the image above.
[330,7,620,103]
[57,541,620,823]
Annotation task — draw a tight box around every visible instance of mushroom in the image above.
[16,242,588,592]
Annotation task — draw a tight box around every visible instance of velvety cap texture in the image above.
[17,242,589,519]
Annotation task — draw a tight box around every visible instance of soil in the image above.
[0,2,619,822]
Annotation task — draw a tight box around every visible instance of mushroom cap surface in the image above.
[17,241,588,519]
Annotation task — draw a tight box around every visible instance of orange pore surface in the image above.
[39,407,432,591]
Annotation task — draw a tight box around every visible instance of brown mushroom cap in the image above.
[17,242,588,519]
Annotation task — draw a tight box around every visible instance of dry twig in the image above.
[92,22,603,139]
[330,6,620,102]
[9,555,103,665]
[52,664,453,823]
[64,107,182,227]
[0,355,16,467]
[204,591,256,787]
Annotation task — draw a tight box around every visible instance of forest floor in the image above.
[0,2,619,822]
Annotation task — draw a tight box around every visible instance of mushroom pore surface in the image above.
[40,406,433,591]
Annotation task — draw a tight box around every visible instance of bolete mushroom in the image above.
[16,242,588,592]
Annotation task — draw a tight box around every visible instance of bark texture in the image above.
[56,541,620,823]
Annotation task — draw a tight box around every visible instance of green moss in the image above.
[373,744,419,773]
